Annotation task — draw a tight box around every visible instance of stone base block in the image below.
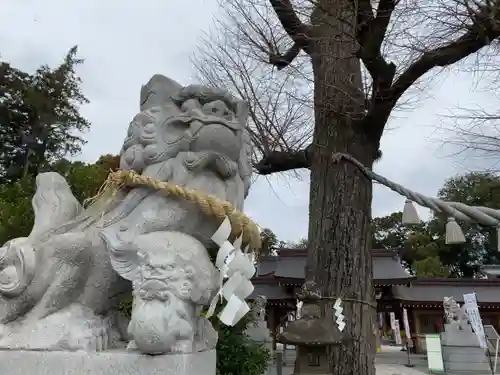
[0,349,216,375]
[441,328,481,347]
[442,346,491,374]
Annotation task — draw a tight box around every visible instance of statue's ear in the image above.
[235,100,249,127]
[101,229,141,281]
[140,74,183,111]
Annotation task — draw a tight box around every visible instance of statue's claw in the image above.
[0,304,122,351]
[169,339,194,354]
[127,340,138,351]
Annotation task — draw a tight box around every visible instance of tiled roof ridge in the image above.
[259,248,399,260]
[412,276,500,286]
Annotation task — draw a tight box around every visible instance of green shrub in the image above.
[213,309,271,375]
[204,247,271,374]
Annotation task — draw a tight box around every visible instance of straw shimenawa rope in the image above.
[90,170,261,251]
[331,152,500,227]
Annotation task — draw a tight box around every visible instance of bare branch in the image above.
[266,0,313,68]
[392,30,495,104]
[191,0,313,174]
[435,97,500,170]
[355,0,396,82]
[365,2,500,138]
[269,0,311,47]
[269,42,301,69]
[254,145,312,174]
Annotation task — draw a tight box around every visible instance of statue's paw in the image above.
[194,317,218,351]
[0,323,10,339]
[169,339,194,354]
[0,305,122,351]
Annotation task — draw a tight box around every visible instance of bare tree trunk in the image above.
[306,4,377,374]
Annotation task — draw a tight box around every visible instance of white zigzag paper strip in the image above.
[338,321,346,332]
[333,298,345,332]
[206,216,256,326]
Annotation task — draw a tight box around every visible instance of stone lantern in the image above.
[277,281,344,374]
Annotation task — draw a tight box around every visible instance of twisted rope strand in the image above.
[332,153,500,227]
[97,170,261,250]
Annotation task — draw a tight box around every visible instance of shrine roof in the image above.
[254,248,413,285]
[393,277,500,304]
[249,283,290,300]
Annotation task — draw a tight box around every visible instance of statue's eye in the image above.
[202,100,234,119]
[181,98,200,112]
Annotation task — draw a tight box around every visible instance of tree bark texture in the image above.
[306,2,378,374]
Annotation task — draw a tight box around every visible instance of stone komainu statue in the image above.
[443,296,469,330]
[0,74,253,354]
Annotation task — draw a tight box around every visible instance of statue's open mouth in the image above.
[141,278,169,291]
[138,279,171,302]
[138,113,240,151]
[175,113,240,133]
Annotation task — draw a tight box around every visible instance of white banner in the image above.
[389,312,402,345]
[463,292,488,349]
[296,301,303,319]
[403,308,412,341]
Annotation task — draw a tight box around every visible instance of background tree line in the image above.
[0,46,120,245]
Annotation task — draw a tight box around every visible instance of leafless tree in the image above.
[432,40,500,169]
[438,74,500,170]
[191,4,314,171]
[193,0,500,373]
[440,106,500,169]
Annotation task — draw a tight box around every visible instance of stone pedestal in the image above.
[247,321,273,353]
[0,349,216,375]
[441,324,491,375]
[247,319,274,374]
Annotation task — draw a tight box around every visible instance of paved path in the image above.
[376,363,427,374]
[272,363,427,375]
[273,345,429,374]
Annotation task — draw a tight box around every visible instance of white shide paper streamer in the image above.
[334,298,346,332]
[206,217,256,326]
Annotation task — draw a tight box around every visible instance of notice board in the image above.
[425,334,444,373]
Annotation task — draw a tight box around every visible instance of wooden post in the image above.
[412,308,421,353]
[276,343,283,375]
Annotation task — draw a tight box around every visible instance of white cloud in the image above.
[0,0,496,242]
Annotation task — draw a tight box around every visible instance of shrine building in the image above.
[250,248,500,353]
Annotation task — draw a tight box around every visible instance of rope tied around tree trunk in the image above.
[331,152,500,250]
[86,169,262,251]
[319,296,378,309]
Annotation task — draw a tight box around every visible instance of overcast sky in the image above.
[1,0,497,243]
